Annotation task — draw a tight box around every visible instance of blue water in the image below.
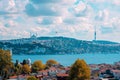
[12,54,120,66]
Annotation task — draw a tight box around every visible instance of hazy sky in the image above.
[0,0,120,42]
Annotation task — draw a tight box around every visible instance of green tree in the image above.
[46,59,58,68]
[0,49,13,79]
[32,60,45,73]
[22,59,27,65]
[27,76,38,80]
[14,64,22,75]
[69,59,90,80]
[22,64,31,74]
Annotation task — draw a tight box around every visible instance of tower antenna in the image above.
[94,26,96,41]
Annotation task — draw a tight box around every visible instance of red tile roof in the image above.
[39,70,48,73]
[36,74,43,77]
[112,70,120,73]
[9,76,17,79]
[57,73,69,77]
[49,67,57,70]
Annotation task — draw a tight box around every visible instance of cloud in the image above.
[36,17,63,25]
[100,26,114,34]
[30,0,59,4]
[26,3,62,17]
[113,0,120,6]
[70,1,87,16]
[0,0,16,13]
[0,0,28,14]
[25,0,75,17]
[30,0,76,5]
[0,11,9,15]
[4,20,18,27]
[95,9,109,21]
[88,0,106,3]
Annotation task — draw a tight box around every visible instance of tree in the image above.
[22,59,27,65]
[22,64,31,74]
[14,60,22,75]
[69,59,90,80]
[0,49,13,79]
[32,60,45,73]
[27,76,38,80]
[46,59,58,68]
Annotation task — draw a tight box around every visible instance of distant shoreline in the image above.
[11,52,120,55]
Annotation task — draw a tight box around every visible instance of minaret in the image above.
[10,48,12,56]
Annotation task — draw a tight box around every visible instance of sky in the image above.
[0,0,120,42]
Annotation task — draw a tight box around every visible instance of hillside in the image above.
[0,37,120,55]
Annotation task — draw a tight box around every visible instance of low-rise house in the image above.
[64,67,70,74]
[91,69,100,80]
[114,61,120,66]
[99,69,115,80]
[56,73,69,80]
[48,67,58,76]
[112,70,120,80]
[38,70,48,76]
[9,75,30,80]
[42,76,57,80]
[8,76,17,80]
[57,69,66,74]
[0,76,2,80]
[35,74,43,80]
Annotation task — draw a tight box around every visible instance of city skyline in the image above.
[0,0,120,42]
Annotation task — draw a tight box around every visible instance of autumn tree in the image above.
[32,60,45,73]
[46,59,58,68]
[22,64,31,74]
[69,59,90,80]
[0,49,13,79]
[27,76,38,80]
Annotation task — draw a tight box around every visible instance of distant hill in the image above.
[0,37,120,55]
[92,40,119,44]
